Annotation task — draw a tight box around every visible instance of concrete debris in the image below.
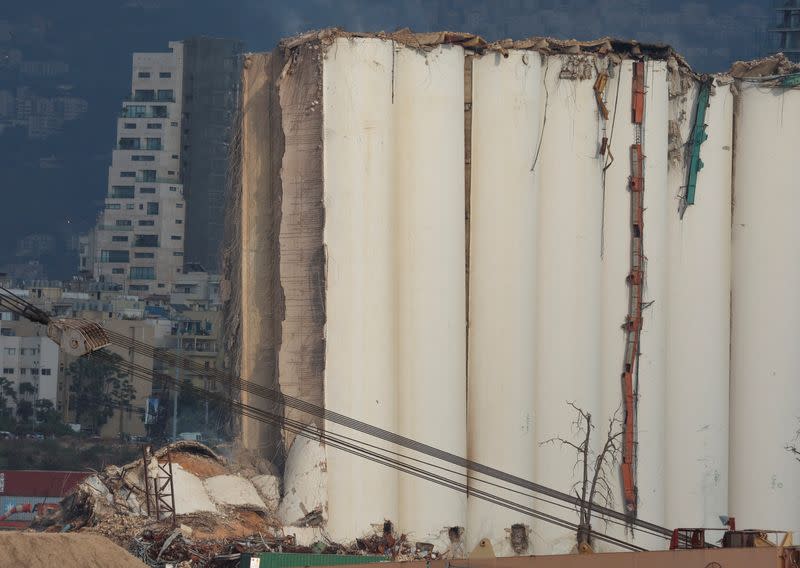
[728,53,800,78]
[559,54,594,80]
[203,475,267,510]
[277,428,327,526]
[250,474,281,512]
[26,440,448,566]
[277,28,694,74]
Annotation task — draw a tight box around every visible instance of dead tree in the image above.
[541,402,624,551]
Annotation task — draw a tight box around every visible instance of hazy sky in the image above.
[0,0,773,278]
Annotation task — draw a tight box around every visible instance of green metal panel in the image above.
[778,73,800,88]
[241,552,389,568]
[684,80,711,206]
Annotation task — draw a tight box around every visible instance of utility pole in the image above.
[172,320,181,441]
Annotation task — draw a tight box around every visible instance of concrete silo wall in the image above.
[230,31,800,555]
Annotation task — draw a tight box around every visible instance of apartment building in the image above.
[0,313,59,412]
[83,41,186,295]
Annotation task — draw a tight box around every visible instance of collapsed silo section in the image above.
[237,52,287,457]
[664,76,732,529]
[322,37,399,542]
[730,82,800,530]
[393,43,468,551]
[532,54,605,554]
[466,49,541,556]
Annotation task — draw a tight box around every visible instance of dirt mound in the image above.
[0,533,146,568]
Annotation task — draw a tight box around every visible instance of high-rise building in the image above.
[82,41,186,295]
[181,37,244,272]
[81,38,243,292]
[772,0,800,61]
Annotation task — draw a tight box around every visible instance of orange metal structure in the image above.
[621,61,646,516]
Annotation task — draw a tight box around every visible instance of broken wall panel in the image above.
[277,43,327,446]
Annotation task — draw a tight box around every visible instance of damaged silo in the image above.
[222,29,800,556]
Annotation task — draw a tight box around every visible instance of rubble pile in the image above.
[30,441,422,567]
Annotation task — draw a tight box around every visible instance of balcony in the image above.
[98,224,133,231]
[135,176,178,184]
[119,109,169,119]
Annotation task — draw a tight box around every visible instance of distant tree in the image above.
[0,377,16,415]
[16,399,34,424]
[541,402,624,553]
[35,399,70,436]
[67,352,133,433]
[18,381,36,399]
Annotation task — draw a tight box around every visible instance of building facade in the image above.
[83,41,186,296]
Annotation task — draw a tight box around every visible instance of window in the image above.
[30,368,40,376]
[159,71,171,78]
[120,171,136,178]
[138,71,151,78]
[147,202,159,215]
[2,368,13,374]
[115,219,132,226]
[139,187,156,194]
[130,266,155,280]
[157,89,174,101]
[138,220,155,226]
[3,348,15,356]
[175,219,182,224]
[140,169,156,182]
[124,105,146,118]
[171,154,178,158]
[129,284,149,291]
[124,122,136,129]
[112,268,125,274]
[134,234,158,247]
[170,235,182,240]
[105,203,121,210]
[111,235,128,242]
[167,170,175,175]
[119,137,141,150]
[173,251,184,257]
[152,105,167,118]
[134,252,154,258]
[100,250,130,263]
[169,186,177,192]
[19,368,26,375]
[147,123,162,129]
[145,138,162,150]
[132,155,154,162]
[125,203,135,210]
[110,185,134,198]
[134,89,155,101]
[176,203,184,208]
